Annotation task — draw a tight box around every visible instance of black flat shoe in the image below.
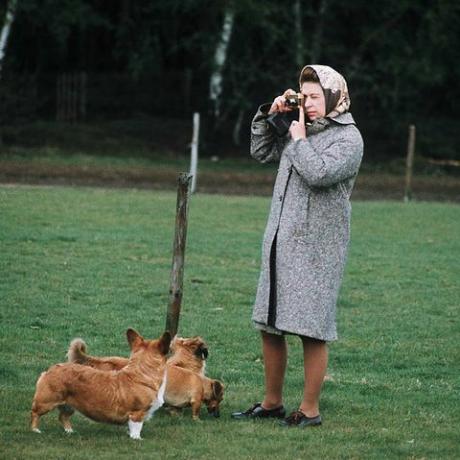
[231,403,286,420]
[279,410,322,427]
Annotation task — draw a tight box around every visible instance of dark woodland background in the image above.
[1,0,459,161]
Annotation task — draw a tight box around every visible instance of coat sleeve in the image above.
[250,104,286,163]
[285,125,363,187]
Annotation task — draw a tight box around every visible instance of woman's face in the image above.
[300,82,326,121]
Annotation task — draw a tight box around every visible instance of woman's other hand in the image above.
[268,89,297,114]
[289,105,307,141]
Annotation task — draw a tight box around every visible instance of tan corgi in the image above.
[165,366,224,420]
[167,336,208,375]
[31,329,171,439]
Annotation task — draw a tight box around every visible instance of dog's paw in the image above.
[128,420,144,440]
[166,407,182,417]
[32,428,42,434]
[64,428,74,434]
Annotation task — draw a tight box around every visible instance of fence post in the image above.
[190,112,200,193]
[165,173,193,337]
[404,124,416,202]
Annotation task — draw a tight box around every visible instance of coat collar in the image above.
[327,112,355,125]
[306,112,355,135]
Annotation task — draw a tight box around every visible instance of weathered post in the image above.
[404,124,416,202]
[165,173,193,337]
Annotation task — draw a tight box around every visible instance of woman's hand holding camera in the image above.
[268,89,298,114]
[268,88,307,140]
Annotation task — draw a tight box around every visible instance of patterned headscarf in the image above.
[299,65,350,118]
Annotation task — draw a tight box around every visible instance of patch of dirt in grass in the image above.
[0,160,459,202]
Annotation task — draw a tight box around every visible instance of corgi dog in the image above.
[31,329,171,439]
[168,336,208,375]
[166,366,224,420]
[66,335,221,419]
[67,335,208,375]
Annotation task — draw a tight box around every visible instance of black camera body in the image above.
[266,110,299,137]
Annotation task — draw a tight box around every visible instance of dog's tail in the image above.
[67,338,89,364]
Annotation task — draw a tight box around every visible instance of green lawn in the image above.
[0,185,459,459]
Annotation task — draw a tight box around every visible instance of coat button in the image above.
[279,195,283,202]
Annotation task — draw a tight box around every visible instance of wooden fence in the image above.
[56,72,87,123]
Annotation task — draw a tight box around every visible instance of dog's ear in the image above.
[212,380,224,399]
[195,345,208,360]
[126,329,144,350]
[159,331,172,355]
[169,335,178,352]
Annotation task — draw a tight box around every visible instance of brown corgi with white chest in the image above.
[31,329,171,439]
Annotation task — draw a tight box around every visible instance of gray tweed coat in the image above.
[251,106,363,341]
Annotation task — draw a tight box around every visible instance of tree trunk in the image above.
[209,7,235,119]
[0,0,18,80]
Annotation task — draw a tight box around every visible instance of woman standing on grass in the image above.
[232,65,363,427]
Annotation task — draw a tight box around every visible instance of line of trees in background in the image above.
[1,0,459,160]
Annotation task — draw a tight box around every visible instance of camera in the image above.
[284,93,303,109]
[266,93,303,137]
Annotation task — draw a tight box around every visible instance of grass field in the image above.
[0,185,459,459]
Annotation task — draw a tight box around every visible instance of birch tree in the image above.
[209,6,235,119]
[0,0,18,80]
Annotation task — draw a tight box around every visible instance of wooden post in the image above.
[165,173,193,336]
[404,124,416,202]
[190,112,200,193]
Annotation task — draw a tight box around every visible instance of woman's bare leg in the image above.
[299,337,328,417]
[261,331,287,409]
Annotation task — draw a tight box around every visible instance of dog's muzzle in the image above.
[207,407,220,418]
